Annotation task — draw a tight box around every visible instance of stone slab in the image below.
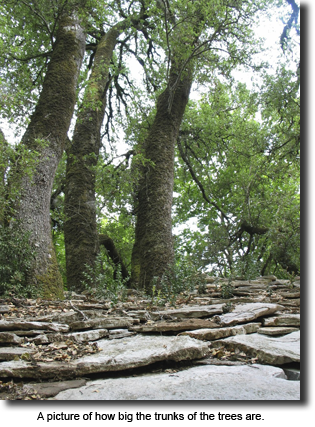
[0,332,23,345]
[0,335,209,380]
[215,303,284,326]
[69,317,135,331]
[150,304,224,320]
[263,314,300,327]
[257,327,299,336]
[23,379,87,398]
[130,318,221,333]
[0,320,69,333]
[52,364,300,400]
[213,331,300,365]
[32,329,109,344]
[0,347,35,361]
[181,323,261,341]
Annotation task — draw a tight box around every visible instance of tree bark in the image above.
[64,27,120,292]
[131,63,193,293]
[12,13,86,298]
[99,234,130,284]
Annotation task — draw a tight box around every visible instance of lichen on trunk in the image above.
[64,28,120,292]
[11,13,86,298]
[131,65,193,293]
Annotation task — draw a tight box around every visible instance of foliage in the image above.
[81,251,129,305]
[173,67,300,279]
[0,224,37,297]
[0,0,300,296]
[150,258,206,306]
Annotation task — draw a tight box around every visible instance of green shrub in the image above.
[150,260,205,306]
[82,252,129,305]
[0,224,37,297]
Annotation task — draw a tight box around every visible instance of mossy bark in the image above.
[12,13,86,299]
[64,28,120,292]
[131,64,193,293]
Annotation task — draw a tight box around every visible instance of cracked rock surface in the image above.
[0,275,300,400]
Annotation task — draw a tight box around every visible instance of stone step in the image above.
[51,364,300,400]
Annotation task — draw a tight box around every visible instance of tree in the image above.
[173,68,300,278]
[1,1,86,298]
[130,0,272,292]
[64,3,149,291]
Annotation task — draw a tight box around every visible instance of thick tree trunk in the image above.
[12,13,86,299]
[64,28,119,292]
[131,65,193,293]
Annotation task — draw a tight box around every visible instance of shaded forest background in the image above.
[0,0,300,300]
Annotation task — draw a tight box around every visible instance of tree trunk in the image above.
[64,27,120,292]
[131,64,193,293]
[12,13,86,299]
[99,234,130,284]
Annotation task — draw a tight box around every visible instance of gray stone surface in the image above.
[52,364,300,400]
[69,317,135,331]
[257,326,299,336]
[24,379,87,398]
[0,332,23,345]
[213,331,300,365]
[216,303,284,326]
[181,323,261,341]
[0,347,35,361]
[130,318,220,333]
[0,335,209,380]
[0,320,69,332]
[262,314,300,327]
[32,329,109,344]
[150,304,224,320]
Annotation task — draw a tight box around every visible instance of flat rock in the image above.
[257,327,299,336]
[23,379,87,398]
[0,305,12,314]
[130,318,221,333]
[181,323,261,341]
[262,314,300,327]
[213,331,300,365]
[215,303,285,326]
[0,332,23,345]
[0,335,209,380]
[0,320,69,333]
[52,364,300,400]
[68,317,135,331]
[108,329,136,339]
[150,304,224,320]
[32,329,109,344]
[0,347,35,361]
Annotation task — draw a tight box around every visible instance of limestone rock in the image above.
[23,379,87,398]
[262,314,300,327]
[0,305,11,314]
[0,347,35,361]
[0,335,209,380]
[130,318,221,333]
[181,323,261,341]
[68,317,135,331]
[0,320,69,333]
[149,304,224,320]
[213,331,300,365]
[32,329,109,344]
[108,329,136,339]
[52,364,300,400]
[257,327,299,336]
[0,332,23,345]
[215,303,285,327]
